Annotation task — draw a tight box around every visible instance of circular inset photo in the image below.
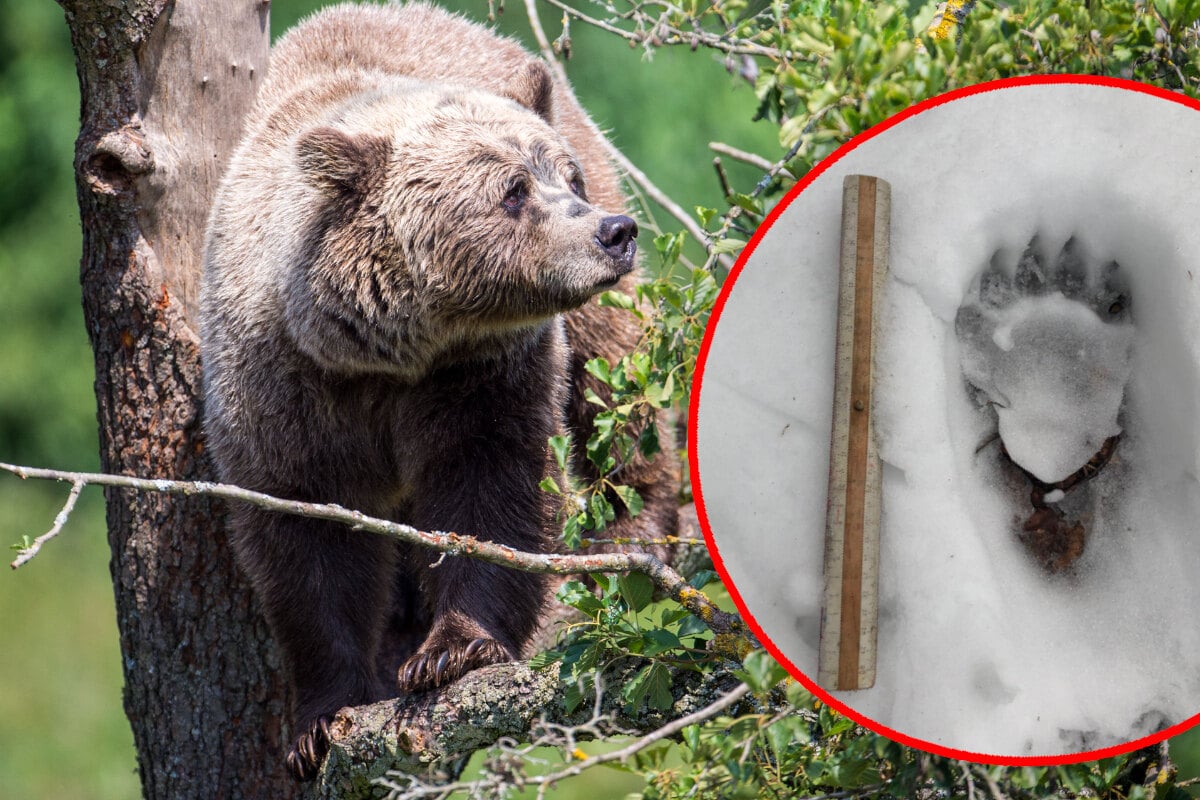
[692,76,1200,762]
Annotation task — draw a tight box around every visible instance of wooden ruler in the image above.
[817,174,890,692]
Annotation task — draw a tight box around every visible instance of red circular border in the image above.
[689,74,1200,765]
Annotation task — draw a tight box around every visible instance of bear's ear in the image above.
[297,126,391,195]
[501,60,554,125]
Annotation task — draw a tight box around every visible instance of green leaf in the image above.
[583,387,608,408]
[562,514,582,549]
[538,475,561,495]
[637,420,660,459]
[556,579,603,615]
[564,677,591,713]
[548,434,570,471]
[629,742,672,771]
[617,571,654,612]
[575,642,601,673]
[527,650,563,670]
[688,569,718,589]
[736,649,788,693]
[597,289,636,310]
[659,371,675,405]
[766,717,798,762]
[677,613,709,637]
[641,628,682,656]
[623,662,674,712]
[659,606,688,626]
[653,231,686,267]
[681,723,701,752]
[584,357,612,385]
[785,679,813,708]
[589,492,614,528]
[730,192,764,216]
[584,428,615,473]
[646,663,675,711]
[710,237,746,255]
[612,484,644,518]
[592,572,619,595]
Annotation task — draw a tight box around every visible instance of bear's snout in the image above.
[595,215,638,275]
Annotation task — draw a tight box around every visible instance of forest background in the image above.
[2,0,1200,798]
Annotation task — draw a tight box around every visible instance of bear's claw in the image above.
[285,714,332,782]
[397,636,510,692]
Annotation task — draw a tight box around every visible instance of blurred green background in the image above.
[2,1,1198,798]
[0,0,773,797]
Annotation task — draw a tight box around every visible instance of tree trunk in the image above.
[58,1,293,796]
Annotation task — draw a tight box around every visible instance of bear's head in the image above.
[287,64,636,377]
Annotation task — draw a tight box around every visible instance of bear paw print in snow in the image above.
[955,236,1134,572]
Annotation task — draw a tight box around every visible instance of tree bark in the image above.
[58,1,291,797]
[316,657,746,799]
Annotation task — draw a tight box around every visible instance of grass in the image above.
[0,483,139,800]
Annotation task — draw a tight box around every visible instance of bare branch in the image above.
[9,479,84,569]
[535,0,805,61]
[713,157,734,200]
[579,534,705,547]
[924,0,978,43]
[959,760,977,800]
[700,134,804,270]
[536,681,750,788]
[972,764,1007,800]
[523,0,729,267]
[803,789,888,800]
[0,462,741,634]
[709,141,776,173]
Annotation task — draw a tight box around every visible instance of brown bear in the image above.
[199,0,678,782]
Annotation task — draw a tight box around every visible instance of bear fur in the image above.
[200,1,678,782]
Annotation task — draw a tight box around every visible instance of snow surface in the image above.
[695,83,1200,757]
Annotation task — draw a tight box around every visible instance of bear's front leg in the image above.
[396,391,559,694]
[230,507,397,781]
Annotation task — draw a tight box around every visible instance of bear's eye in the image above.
[502,181,528,213]
[568,175,585,200]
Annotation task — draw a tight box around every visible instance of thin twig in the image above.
[9,479,84,569]
[1158,739,1175,784]
[523,0,729,267]
[0,462,741,634]
[537,0,802,61]
[377,673,739,799]
[709,141,776,173]
[752,127,810,196]
[713,157,734,200]
[533,681,751,790]
[973,764,1007,800]
[802,789,887,800]
[700,124,815,271]
[959,760,977,800]
[579,535,707,547]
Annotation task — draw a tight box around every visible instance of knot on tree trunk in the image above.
[85,122,154,195]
